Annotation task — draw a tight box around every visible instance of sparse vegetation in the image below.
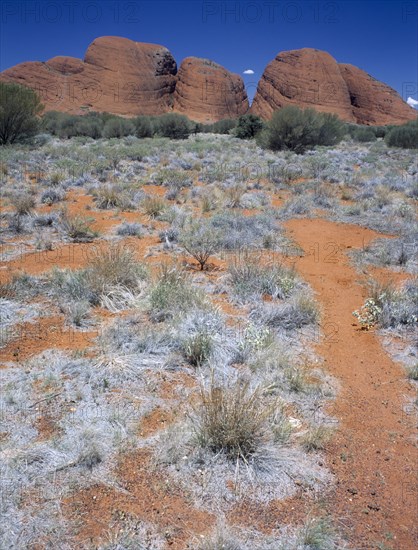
[0,119,415,549]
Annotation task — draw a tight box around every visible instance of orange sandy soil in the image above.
[2,185,416,548]
[285,218,417,549]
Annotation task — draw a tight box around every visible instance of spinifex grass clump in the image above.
[87,244,147,294]
[149,263,206,321]
[192,379,274,461]
[228,258,298,302]
[59,211,97,242]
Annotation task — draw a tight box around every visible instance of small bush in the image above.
[155,113,193,139]
[9,193,35,215]
[192,379,273,461]
[234,114,264,139]
[385,120,418,149]
[92,184,135,210]
[102,117,134,138]
[298,517,336,549]
[205,118,237,134]
[116,222,143,237]
[181,331,213,366]
[350,125,377,142]
[261,106,344,153]
[40,188,64,205]
[0,82,43,144]
[251,293,319,330]
[223,184,246,208]
[369,279,417,328]
[134,115,154,138]
[179,220,221,270]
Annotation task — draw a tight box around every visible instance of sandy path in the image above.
[285,218,417,550]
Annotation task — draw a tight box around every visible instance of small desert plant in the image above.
[223,184,246,208]
[93,184,134,210]
[116,222,143,237]
[149,263,206,321]
[87,244,147,293]
[155,113,193,139]
[234,114,264,139]
[179,220,220,270]
[228,259,297,302]
[301,425,333,452]
[142,195,166,218]
[192,378,274,461]
[297,516,336,549]
[41,187,64,205]
[60,212,97,242]
[9,193,35,215]
[252,293,319,330]
[181,330,213,366]
[353,279,418,329]
[407,363,418,381]
[261,106,344,154]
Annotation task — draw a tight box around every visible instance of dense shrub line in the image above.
[1,82,416,148]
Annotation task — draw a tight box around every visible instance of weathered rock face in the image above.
[2,39,415,125]
[173,57,249,123]
[339,64,416,126]
[251,48,356,122]
[0,36,178,116]
[251,48,416,125]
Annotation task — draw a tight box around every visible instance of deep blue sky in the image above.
[1,0,417,103]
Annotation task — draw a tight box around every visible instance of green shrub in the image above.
[260,106,344,153]
[134,115,154,138]
[155,113,193,139]
[0,82,43,144]
[204,118,237,134]
[347,124,377,142]
[234,114,264,139]
[102,117,134,138]
[385,119,418,149]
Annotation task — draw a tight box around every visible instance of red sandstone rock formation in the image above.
[339,63,416,125]
[251,48,356,122]
[0,36,177,116]
[173,57,249,123]
[251,48,416,125]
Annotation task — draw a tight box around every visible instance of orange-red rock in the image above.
[251,48,355,122]
[0,36,177,116]
[251,48,416,125]
[173,57,249,123]
[339,63,416,125]
[1,39,415,125]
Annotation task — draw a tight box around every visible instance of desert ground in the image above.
[0,133,417,549]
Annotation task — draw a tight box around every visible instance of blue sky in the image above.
[1,0,417,103]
